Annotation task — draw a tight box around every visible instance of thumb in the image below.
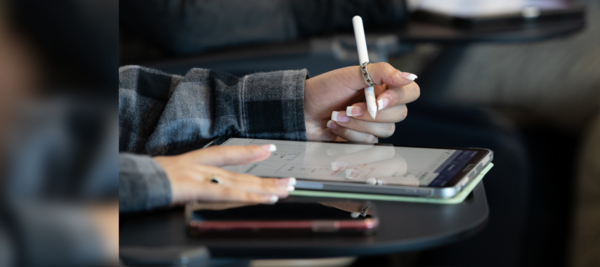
[184,144,276,167]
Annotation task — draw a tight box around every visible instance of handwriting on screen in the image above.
[221,138,476,187]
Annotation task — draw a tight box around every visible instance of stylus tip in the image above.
[368,108,377,119]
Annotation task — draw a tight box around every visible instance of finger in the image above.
[201,184,282,204]
[210,169,295,196]
[326,121,379,143]
[344,102,408,123]
[376,82,420,111]
[185,144,277,167]
[330,112,396,138]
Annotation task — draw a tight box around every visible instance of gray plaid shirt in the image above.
[119,66,308,212]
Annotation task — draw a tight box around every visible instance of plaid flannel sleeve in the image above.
[119,65,308,155]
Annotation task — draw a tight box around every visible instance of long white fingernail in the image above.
[377,98,389,110]
[331,111,340,122]
[261,144,277,152]
[288,178,296,186]
[400,72,418,81]
[286,186,295,191]
[269,195,279,203]
[346,106,354,117]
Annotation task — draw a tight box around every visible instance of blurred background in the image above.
[1,0,598,266]
[0,0,118,266]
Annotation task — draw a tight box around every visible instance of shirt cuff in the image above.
[119,153,172,212]
[239,69,309,141]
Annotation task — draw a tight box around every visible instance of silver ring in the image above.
[360,62,376,87]
[208,175,223,185]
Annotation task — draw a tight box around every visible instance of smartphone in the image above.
[186,200,378,237]
[217,138,493,198]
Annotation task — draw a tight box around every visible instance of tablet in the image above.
[219,138,493,198]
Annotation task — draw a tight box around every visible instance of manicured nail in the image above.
[366,177,377,185]
[269,195,279,203]
[400,72,418,81]
[377,98,389,110]
[331,111,349,122]
[286,186,295,191]
[326,120,338,129]
[261,144,277,152]
[346,106,363,117]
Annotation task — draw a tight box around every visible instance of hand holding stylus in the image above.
[303,16,418,143]
[304,62,419,143]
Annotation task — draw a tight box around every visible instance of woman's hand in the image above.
[154,144,295,206]
[304,63,419,143]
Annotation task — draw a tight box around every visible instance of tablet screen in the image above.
[220,138,479,187]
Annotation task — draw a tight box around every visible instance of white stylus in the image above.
[352,16,377,119]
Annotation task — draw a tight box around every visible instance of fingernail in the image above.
[286,186,295,191]
[377,98,389,110]
[346,106,363,117]
[400,72,418,81]
[269,195,279,203]
[261,144,276,152]
[331,111,349,122]
[326,120,338,129]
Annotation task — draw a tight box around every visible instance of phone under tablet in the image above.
[218,138,493,198]
[186,200,378,236]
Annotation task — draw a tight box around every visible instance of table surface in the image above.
[120,182,489,259]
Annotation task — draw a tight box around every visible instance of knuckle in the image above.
[378,62,393,70]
